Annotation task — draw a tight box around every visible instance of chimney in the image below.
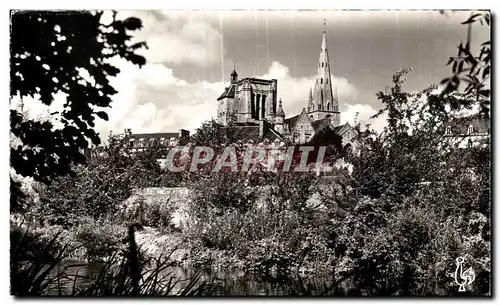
[178,129,190,145]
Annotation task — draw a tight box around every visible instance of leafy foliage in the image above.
[440,11,490,116]
[10,10,147,212]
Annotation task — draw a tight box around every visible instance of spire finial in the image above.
[323,19,326,33]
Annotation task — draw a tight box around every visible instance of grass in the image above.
[10,221,214,297]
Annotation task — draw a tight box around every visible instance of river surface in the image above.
[46,261,356,296]
[45,261,475,296]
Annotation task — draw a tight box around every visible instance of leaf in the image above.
[461,13,482,24]
[123,17,143,31]
[482,66,490,80]
[130,42,148,50]
[440,78,450,85]
[96,111,109,121]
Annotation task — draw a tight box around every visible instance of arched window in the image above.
[327,102,331,110]
[326,78,328,84]
[310,115,314,121]
[321,62,324,67]
[468,125,474,135]
[321,78,323,84]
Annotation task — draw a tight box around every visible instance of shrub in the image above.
[72,217,126,262]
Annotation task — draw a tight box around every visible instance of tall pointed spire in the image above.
[308,20,340,125]
[307,87,313,112]
[312,20,333,111]
[277,98,285,117]
[230,62,238,83]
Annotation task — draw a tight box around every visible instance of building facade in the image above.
[216,71,279,126]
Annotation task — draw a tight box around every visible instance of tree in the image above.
[10,10,147,212]
[332,69,490,295]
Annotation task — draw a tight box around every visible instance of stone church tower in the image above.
[307,22,341,126]
[216,68,278,126]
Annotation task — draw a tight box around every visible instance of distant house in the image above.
[126,129,191,153]
[443,114,490,148]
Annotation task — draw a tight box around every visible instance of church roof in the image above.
[284,114,300,129]
[226,126,261,142]
[311,117,331,132]
[217,84,236,101]
[221,123,285,143]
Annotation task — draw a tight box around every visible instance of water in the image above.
[46,261,480,296]
[46,261,351,296]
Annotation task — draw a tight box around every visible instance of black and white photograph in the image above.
[9,8,491,297]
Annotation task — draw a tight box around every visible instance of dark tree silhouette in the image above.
[10,10,147,212]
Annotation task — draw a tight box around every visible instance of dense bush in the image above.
[72,217,126,262]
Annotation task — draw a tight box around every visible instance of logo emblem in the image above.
[454,256,475,292]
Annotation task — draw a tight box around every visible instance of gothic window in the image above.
[310,115,314,121]
[321,63,324,67]
[160,138,165,145]
[149,138,155,147]
[256,94,261,120]
[326,78,328,84]
[261,95,266,118]
[321,78,323,84]
[129,139,135,148]
[251,92,256,119]
[138,138,145,147]
[327,102,330,110]
[321,88,324,103]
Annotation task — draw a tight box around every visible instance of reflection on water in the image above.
[47,261,351,296]
[47,261,469,296]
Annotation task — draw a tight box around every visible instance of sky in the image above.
[13,10,490,140]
